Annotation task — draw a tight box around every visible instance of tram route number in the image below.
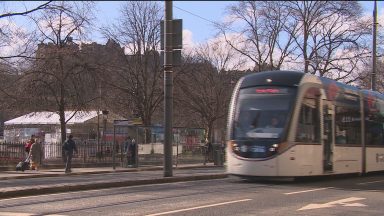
[376,153,384,163]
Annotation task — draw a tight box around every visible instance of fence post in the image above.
[83,140,86,166]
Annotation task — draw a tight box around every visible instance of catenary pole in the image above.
[372,0,377,91]
[164,0,173,177]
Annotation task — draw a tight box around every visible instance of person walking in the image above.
[124,136,132,167]
[24,135,36,158]
[29,137,42,171]
[203,139,212,164]
[206,141,213,162]
[62,134,78,173]
[129,138,137,167]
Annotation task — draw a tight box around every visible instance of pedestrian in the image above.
[24,135,36,157]
[203,139,213,164]
[206,141,213,162]
[62,134,78,173]
[129,138,137,167]
[29,137,42,171]
[124,136,132,166]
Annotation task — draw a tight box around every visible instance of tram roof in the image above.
[361,89,384,100]
[239,70,384,101]
[240,70,304,88]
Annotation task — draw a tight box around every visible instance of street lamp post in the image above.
[113,120,116,170]
[371,0,377,91]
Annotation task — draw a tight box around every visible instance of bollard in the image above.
[214,149,223,166]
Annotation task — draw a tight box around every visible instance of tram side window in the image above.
[335,106,361,145]
[365,99,384,146]
[365,118,384,146]
[296,97,320,143]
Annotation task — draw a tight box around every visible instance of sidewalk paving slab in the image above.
[0,163,222,180]
[0,164,227,199]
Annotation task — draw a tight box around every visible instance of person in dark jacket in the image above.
[206,141,213,162]
[129,138,137,167]
[62,134,78,173]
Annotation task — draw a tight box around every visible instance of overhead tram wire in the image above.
[173,5,237,33]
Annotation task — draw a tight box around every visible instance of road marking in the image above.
[298,197,367,211]
[0,213,66,216]
[0,213,32,216]
[284,187,333,195]
[145,199,252,216]
[0,182,188,201]
[357,180,384,185]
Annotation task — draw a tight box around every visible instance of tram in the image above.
[226,70,384,177]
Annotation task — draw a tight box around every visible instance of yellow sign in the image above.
[132,118,143,125]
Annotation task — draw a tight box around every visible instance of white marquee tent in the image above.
[5,111,100,126]
[3,111,108,143]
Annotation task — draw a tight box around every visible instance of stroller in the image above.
[16,155,31,172]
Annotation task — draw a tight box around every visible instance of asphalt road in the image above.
[0,173,383,216]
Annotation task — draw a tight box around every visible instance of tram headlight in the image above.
[229,141,240,152]
[269,144,279,152]
[234,144,240,152]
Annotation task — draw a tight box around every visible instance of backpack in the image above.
[62,141,70,151]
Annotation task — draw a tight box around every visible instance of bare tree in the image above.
[220,1,371,85]
[283,1,371,83]
[175,41,243,142]
[175,60,222,142]
[359,59,384,92]
[193,39,247,73]
[0,1,54,134]
[219,1,297,72]
[0,2,51,19]
[19,1,96,143]
[0,1,52,62]
[100,1,163,129]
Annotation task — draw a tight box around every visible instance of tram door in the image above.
[323,103,334,172]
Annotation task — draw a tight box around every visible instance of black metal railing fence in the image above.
[0,139,208,167]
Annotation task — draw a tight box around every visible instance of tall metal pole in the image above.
[97,83,101,161]
[112,123,116,170]
[371,0,377,91]
[164,0,173,177]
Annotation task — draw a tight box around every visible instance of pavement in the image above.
[0,164,228,199]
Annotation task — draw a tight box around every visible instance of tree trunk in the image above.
[59,109,66,144]
[205,120,215,143]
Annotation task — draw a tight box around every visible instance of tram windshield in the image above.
[233,87,296,140]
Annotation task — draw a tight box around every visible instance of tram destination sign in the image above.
[254,87,289,94]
